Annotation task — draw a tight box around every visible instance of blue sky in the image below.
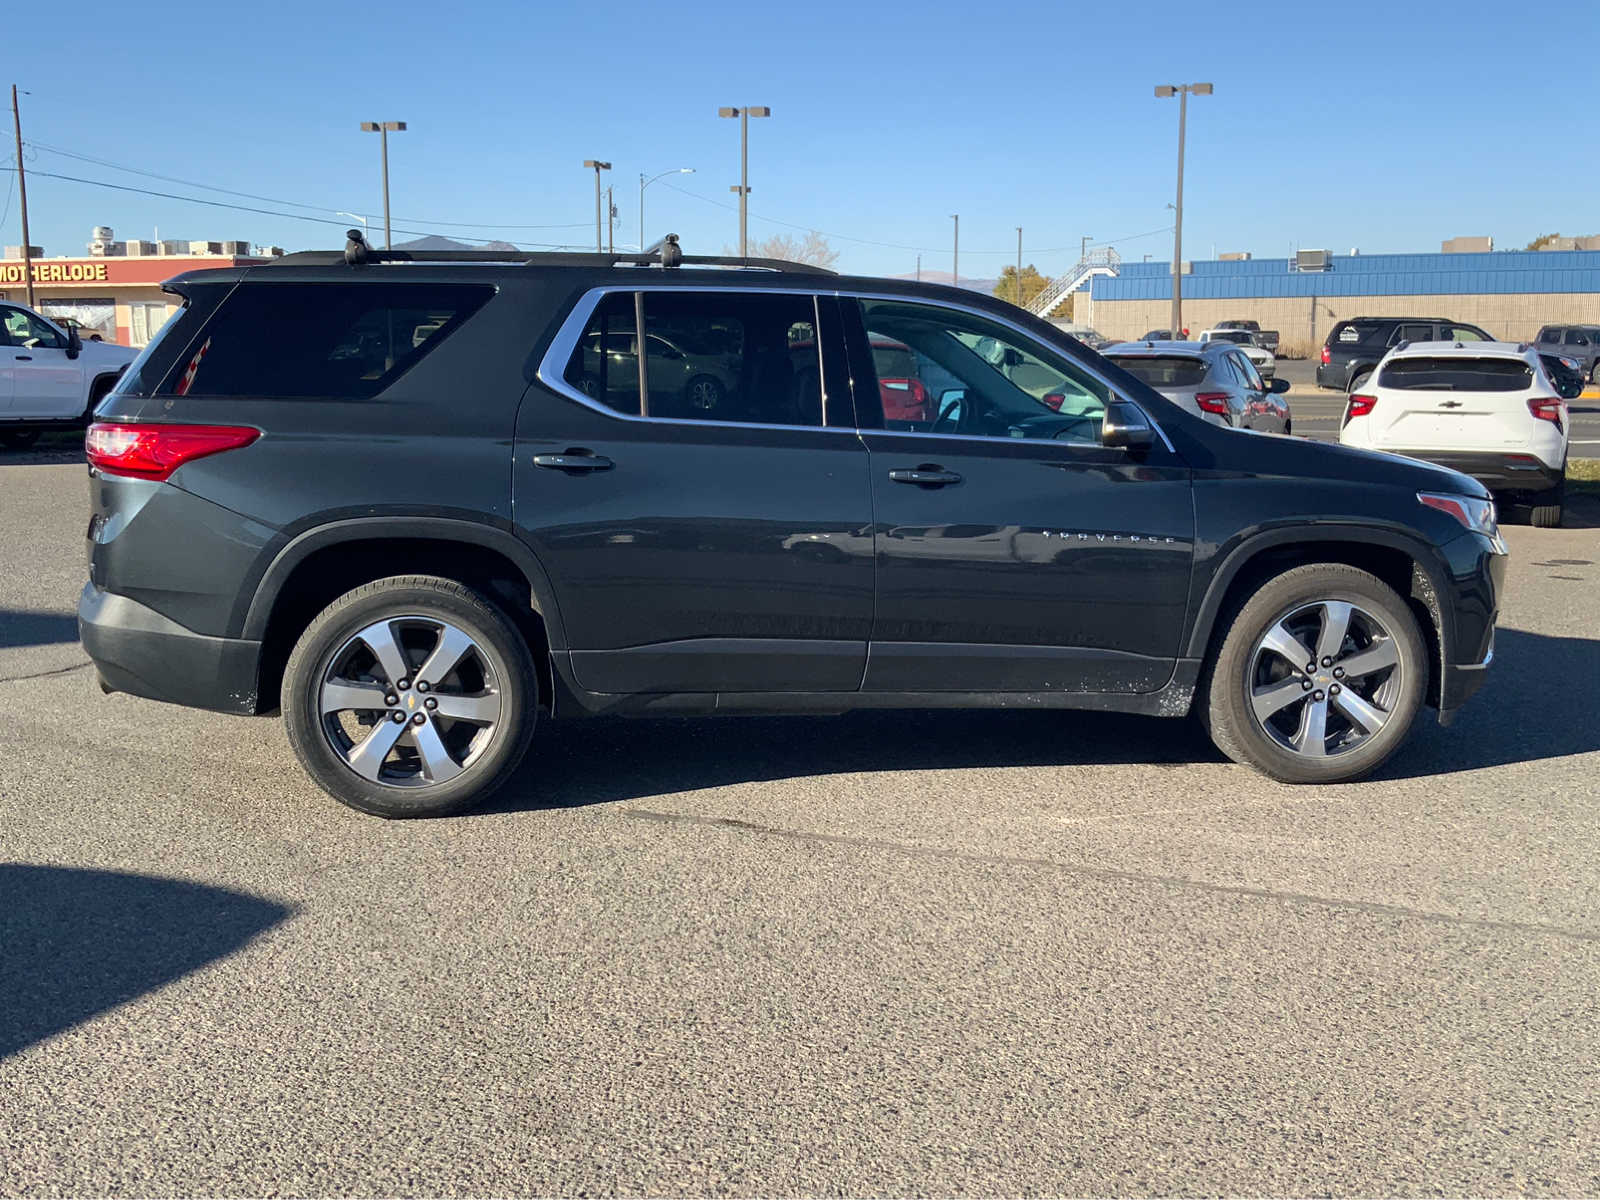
[4,0,1586,282]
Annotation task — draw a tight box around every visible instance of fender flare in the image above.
[1183,522,1454,666]
[239,515,569,650]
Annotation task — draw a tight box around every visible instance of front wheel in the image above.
[282,576,538,818]
[1203,564,1427,784]
[1347,369,1373,394]
[683,374,725,411]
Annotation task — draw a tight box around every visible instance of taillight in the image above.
[1194,392,1232,416]
[1345,394,1376,424]
[85,422,259,481]
[1320,345,1331,365]
[1528,396,1564,430]
[1042,392,1066,411]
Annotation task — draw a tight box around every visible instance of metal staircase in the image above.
[1028,248,1121,318]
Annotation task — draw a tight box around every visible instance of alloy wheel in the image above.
[318,615,503,788]
[1246,600,1403,760]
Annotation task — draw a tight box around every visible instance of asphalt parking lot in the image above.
[2,457,1598,1196]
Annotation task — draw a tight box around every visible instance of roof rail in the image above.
[265,231,835,275]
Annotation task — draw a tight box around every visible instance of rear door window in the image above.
[1392,323,1434,345]
[1378,357,1533,392]
[159,282,492,398]
[1103,355,1207,388]
[1443,325,1489,342]
[1565,329,1592,346]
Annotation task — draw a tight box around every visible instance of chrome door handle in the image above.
[888,468,962,486]
[533,453,613,472]
[14,355,31,361]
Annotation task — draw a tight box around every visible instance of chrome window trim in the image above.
[535,284,851,435]
[535,283,1175,453]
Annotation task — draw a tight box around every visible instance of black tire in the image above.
[1203,564,1427,784]
[1589,361,1600,386]
[683,374,725,411]
[84,375,119,424]
[0,430,41,451]
[282,575,537,818]
[1347,369,1373,394]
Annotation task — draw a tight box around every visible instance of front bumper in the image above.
[1434,530,1506,723]
[79,581,263,715]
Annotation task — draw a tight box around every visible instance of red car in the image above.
[870,339,929,422]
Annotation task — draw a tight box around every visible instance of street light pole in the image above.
[718,106,770,256]
[639,167,694,254]
[359,121,406,249]
[10,84,34,307]
[1015,227,1023,306]
[583,160,611,253]
[1155,82,1211,336]
[951,214,959,287]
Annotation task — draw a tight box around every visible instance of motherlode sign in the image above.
[0,256,261,287]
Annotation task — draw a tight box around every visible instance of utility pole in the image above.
[1015,227,1023,306]
[1155,83,1212,337]
[915,253,921,282]
[951,214,959,287]
[583,161,611,253]
[11,84,35,308]
[718,106,770,256]
[359,121,406,249]
[606,185,615,253]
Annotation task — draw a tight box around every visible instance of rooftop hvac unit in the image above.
[4,244,44,259]
[219,240,250,255]
[188,240,224,255]
[92,226,115,241]
[255,246,286,257]
[1294,248,1331,272]
[88,240,126,256]
[160,240,189,255]
[124,240,158,256]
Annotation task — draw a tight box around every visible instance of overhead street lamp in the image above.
[359,121,406,249]
[640,167,694,254]
[1154,82,1212,336]
[718,105,770,257]
[583,160,611,253]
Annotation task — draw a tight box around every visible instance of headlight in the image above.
[1418,491,1498,537]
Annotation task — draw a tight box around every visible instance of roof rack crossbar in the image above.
[264,249,835,275]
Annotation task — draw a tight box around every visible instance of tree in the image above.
[724,231,840,269]
[1526,233,1563,251]
[994,264,1052,309]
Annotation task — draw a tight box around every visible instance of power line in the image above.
[26,142,591,232]
[12,168,587,249]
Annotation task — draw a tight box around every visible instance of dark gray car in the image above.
[1533,325,1600,384]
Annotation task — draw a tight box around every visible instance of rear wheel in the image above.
[1589,361,1600,385]
[282,575,538,818]
[1347,369,1372,394]
[0,430,41,451]
[684,374,725,411]
[1529,478,1565,528]
[1204,564,1427,784]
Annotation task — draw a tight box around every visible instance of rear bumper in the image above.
[1315,363,1345,389]
[78,581,262,715]
[1391,451,1562,496]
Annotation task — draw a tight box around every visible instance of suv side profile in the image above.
[1533,325,1600,384]
[80,239,1506,818]
[1317,317,1493,393]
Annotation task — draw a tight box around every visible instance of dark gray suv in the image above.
[1533,325,1600,384]
[79,236,1505,817]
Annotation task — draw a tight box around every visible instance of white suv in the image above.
[1,301,138,450]
[1339,340,1572,527]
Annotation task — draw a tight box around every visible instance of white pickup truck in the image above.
[1,301,138,450]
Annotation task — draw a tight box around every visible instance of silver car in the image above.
[1102,340,1292,433]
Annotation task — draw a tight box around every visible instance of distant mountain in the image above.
[891,269,998,293]
[392,235,520,252]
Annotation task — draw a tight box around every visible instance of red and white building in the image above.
[1,228,282,345]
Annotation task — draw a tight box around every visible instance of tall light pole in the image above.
[640,167,694,253]
[10,84,34,307]
[1015,227,1023,306]
[951,214,959,287]
[583,160,611,253]
[718,105,770,256]
[359,121,406,249]
[1155,83,1211,336]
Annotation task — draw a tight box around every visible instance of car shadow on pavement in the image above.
[1381,626,1600,779]
[0,866,291,1060]
[0,608,80,649]
[482,705,1228,815]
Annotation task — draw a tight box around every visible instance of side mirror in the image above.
[1269,376,1290,394]
[65,325,82,360]
[1101,401,1155,449]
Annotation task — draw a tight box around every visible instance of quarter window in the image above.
[158,282,491,398]
[1231,351,1265,391]
[852,298,1108,444]
[1444,325,1488,342]
[1393,323,1433,344]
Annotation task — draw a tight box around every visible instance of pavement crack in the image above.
[625,807,1598,945]
[0,660,92,686]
